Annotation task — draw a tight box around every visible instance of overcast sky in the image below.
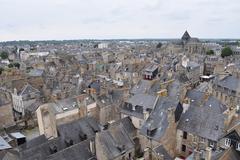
[0,0,239,41]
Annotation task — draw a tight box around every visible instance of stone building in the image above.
[11,83,41,119]
[211,75,240,107]
[8,117,100,160]
[96,94,118,125]
[0,92,15,128]
[121,94,158,129]
[36,95,97,138]
[204,55,220,75]
[139,97,182,157]
[95,118,136,160]
[176,89,233,158]
[181,31,205,55]
[143,64,159,80]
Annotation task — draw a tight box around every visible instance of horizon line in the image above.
[0,37,240,43]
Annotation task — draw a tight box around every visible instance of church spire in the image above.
[181,30,191,42]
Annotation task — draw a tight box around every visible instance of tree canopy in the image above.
[0,51,9,59]
[13,62,20,69]
[221,47,233,58]
[206,50,214,55]
[8,63,14,68]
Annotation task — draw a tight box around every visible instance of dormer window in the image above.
[237,143,240,151]
[225,138,231,147]
[183,131,188,139]
[209,140,215,148]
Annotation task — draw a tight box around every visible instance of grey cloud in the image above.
[0,0,239,40]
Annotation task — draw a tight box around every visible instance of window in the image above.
[183,131,188,139]
[237,143,240,151]
[225,138,231,147]
[200,137,205,143]
[182,145,186,152]
[193,136,198,142]
[139,120,142,127]
[129,153,131,159]
[209,140,215,148]
[216,92,218,97]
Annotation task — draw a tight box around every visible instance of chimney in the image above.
[159,154,164,160]
[224,108,237,130]
[132,105,136,111]
[13,88,17,95]
[193,149,201,160]
[183,98,190,113]
[205,147,212,160]
[144,110,150,120]
[203,91,209,102]
[167,107,175,123]
[90,140,96,155]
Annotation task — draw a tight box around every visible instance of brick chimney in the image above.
[159,154,164,160]
[203,91,209,102]
[143,110,150,120]
[205,147,212,160]
[193,149,201,160]
[182,97,190,113]
[167,107,175,123]
[224,108,237,130]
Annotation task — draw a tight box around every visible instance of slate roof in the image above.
[177,72,190,84]
[18,135,47,151]
[0,136,12,150]
[10,132,26,139]
[177,90,227,141]
[215,75,240,92]
[140,97,179,141]
[25,100,43,113]
[57,117,100,144]
[144,64,159,72]
[154,145,173,160]
[186,37,200,43]
[127,94,157,109]
[18,84,40,96]
[0,149,19,160]
[130,79,152,95]
[186,61,200,70]
[46,138,96,160]
[121,94,157,119]
[96,124,134,159]
[17,117,100,160]
[110,89,124,104]
[212,147,240,160]
[97,94,113,107]
[109,117,136,138]
[54,97,79,113]
[181,31,191,41]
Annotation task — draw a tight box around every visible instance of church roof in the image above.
[181,31,191,41]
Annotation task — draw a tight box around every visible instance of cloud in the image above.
[0,0,239,41]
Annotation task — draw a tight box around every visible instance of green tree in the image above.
[19,48,24,52]
[206,50,214,55]
[221,47,233,58]
[156,42,162,49]
[0,51,8,59]
[8,63,14,68]
[13,62,20,69]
